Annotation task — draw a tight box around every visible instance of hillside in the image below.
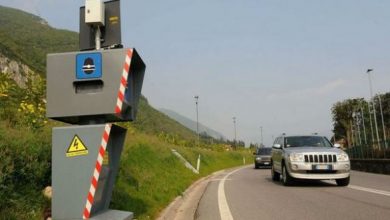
[135,97,198,142]
[0,6,78,75]
[160,108,225,140]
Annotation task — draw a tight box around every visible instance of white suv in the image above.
[271,135,350,186]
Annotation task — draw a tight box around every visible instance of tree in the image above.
[331,92,389,147]
[332,98,365,147]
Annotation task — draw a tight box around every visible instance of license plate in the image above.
[313,164,332,170]
[264,162,270,165]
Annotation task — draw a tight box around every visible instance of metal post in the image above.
[354,112,363,157]
[378,94,387,158]
[367,69,381,148]
[361,106,367,144]
[194,96,199,146]
[196,154,201,172]
[360,106,368,158]
[357,113,362,145]
[233,117,237,148]
[95,26,101,50]
[260,126,263,147]
[367,102,375,158]
[353,112,361,145]
[378,94,387,148]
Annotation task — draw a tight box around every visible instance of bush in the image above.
[0,122,51,219]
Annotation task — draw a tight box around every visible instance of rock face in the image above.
[0,52,34,87]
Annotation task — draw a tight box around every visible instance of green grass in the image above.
[0,121,51,220]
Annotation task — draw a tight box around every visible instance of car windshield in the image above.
[285,136,332,148]
[258,148,272,155]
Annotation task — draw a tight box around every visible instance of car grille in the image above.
[304,154,337,163]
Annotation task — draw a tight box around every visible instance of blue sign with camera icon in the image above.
[76,53,102,79]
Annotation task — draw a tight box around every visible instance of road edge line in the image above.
[348,185,390,197]
[218,166,248,220]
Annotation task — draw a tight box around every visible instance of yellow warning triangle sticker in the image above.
[66,135,89,157]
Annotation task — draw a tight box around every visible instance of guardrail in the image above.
[350,159,390,175]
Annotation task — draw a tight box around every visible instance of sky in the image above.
[1,0,389,146]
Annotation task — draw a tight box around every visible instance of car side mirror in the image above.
[272,144,281,149]
[253,152,256,155]
[334,143,341,148]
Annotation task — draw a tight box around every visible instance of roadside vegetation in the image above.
[0,72,250,219]
[331,93,390,158]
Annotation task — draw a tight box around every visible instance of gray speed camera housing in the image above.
[46,48,145,124]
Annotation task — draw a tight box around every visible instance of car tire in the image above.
[271,163,280,181]
[282,164,294,186]
[255,164,259,169]
[336,176,350,186]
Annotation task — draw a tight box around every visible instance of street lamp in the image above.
[194,95,199,146]
[366,69,381,148]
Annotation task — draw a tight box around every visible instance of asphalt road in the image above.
[195,166,390,220]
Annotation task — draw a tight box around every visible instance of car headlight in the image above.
[289,153,304,162]
[256,157,261,161]
[337,153,349,162]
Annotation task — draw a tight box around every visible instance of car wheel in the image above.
[336,176,350,186]
[255,164,259,169]
[282,164,294,186]
[271,163,280,181]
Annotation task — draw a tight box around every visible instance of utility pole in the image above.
[366,69,381,148]
[194,95,199,146]
[233,117,237,148]
[378,94,387,149]
[368,102,375,144]
[350,120,355,147]
[260,126,263,147]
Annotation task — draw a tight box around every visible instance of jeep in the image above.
[271,135,350,186]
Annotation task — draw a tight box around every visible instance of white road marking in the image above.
[348,185,390,197]
[210,178,232,182]
[218,167,246,220]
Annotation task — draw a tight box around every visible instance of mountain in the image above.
[0,5,197,142]
[159,108,225,140]
[0,6,78,75]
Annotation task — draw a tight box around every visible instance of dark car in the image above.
[253,147,272,169]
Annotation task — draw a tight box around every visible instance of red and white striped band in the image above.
[83,124,112,219]
[115,49,133,116]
